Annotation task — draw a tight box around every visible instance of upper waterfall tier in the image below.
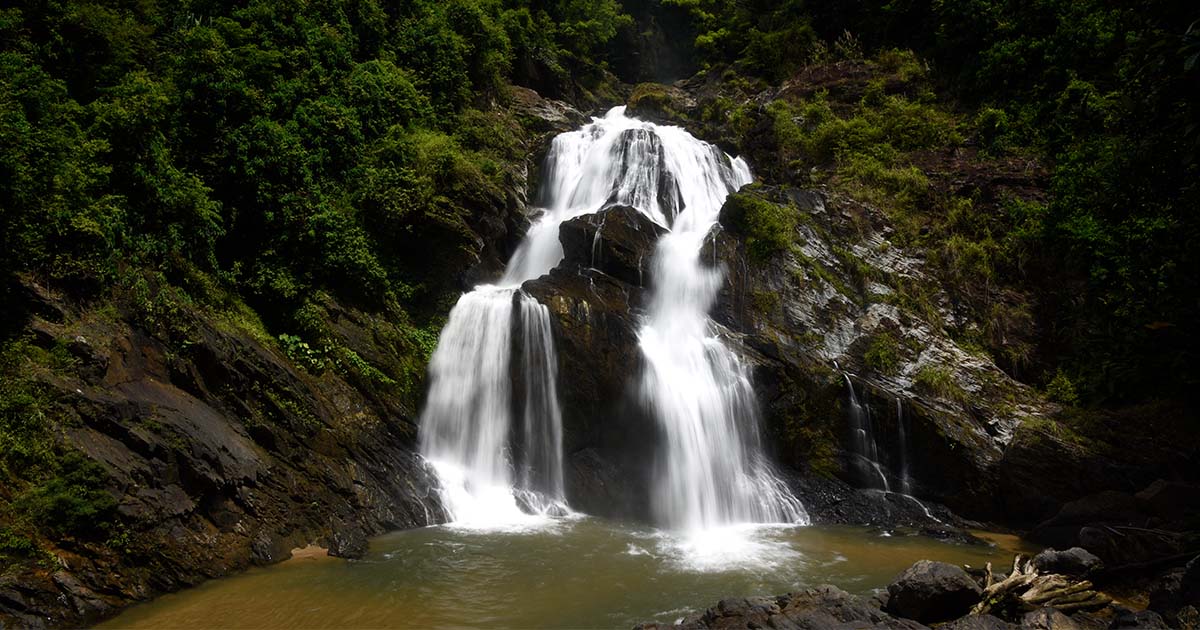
[503,106,752,285]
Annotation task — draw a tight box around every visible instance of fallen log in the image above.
[970,554,1114,619]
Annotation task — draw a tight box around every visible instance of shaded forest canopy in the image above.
[0,0,1197,559]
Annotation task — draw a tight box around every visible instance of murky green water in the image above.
[102,518,1033,629]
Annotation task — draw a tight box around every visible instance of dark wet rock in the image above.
[1019,608,1086,630]
[1029,491,1147,550]
[1076,526,1187,569]
[1032,548,1104,578]
[522,263,655,521]
[702,185,1052,523]
[635,585,928,629]
[559,205,667,287]
[1017,609,1108,628]
[941,614,1017,630]
[509,85,588,133]
[626,83,697,126]
[327,527,368,559]
[1147,555,1200,626]
[1108,609,1170,629]
[1135,480,1200,525]
[885,560,983,623]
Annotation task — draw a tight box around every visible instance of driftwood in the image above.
[970,555,1112,617]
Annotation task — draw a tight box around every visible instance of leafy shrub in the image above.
[1046,370,1079,406]
[278,334,327,373]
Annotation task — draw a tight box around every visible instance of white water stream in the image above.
[418,107,806,537]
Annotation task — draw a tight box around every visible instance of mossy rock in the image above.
[626,82,695,124]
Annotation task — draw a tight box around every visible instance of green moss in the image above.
[13,452,118,540]
[881,275,942,328]
[0,526,38,565]
[914,364,968,402]
[864,332,901,375]
[334,347,397,388]
[628,83,683,119]
[722,192,798,261]
[752,289,781,315]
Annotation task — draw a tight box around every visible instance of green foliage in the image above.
[278,334,327,373]
[722,192,797,261]
[863,333,901,375]
[665,0,815,81]
[797,0,1200,402]
[14,453,118,539]
[1045,370,1079,407]
[0,526,37,563]
[0,340,54,482]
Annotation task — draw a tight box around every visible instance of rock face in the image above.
[634,585,928,630]
[0,280,446,627]
[885,560,984,623]
[523,198,973,531]
[701,185,1058,521]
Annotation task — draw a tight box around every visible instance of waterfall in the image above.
[419,287,566,524]
[633,120,807,531]
[419,106,806,531]
[843,373,890,491]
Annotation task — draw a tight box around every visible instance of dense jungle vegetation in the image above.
[0,0,1197,559]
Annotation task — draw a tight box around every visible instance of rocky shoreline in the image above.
[636,548,1199,630]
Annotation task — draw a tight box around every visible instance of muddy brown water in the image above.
[101,518,1035,629]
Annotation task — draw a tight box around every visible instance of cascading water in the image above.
[843,373,891,491]
[419,106,805,533]
[633,127,807,532]
[842,379,943,523]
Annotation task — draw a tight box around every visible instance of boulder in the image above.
[559,205,666,287]
[1019,608,1085,629]
[941,614,1016,630]
[1148,555,1200,626]
[523,261,655,521]
[886,560,983,623]
[327,527,368,559]
[636,585,927,629]
[1030,491,1147,550]
[1076,526,1186,568]
[1031,548,1103,578]
[1108,609,1170,628]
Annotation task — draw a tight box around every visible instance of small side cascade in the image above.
[419,288,568,525]
[842,378,944,524]
[590,213,607,269]
[843,373,890,491]
[516,297,566,514]
[896,397,912,495]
